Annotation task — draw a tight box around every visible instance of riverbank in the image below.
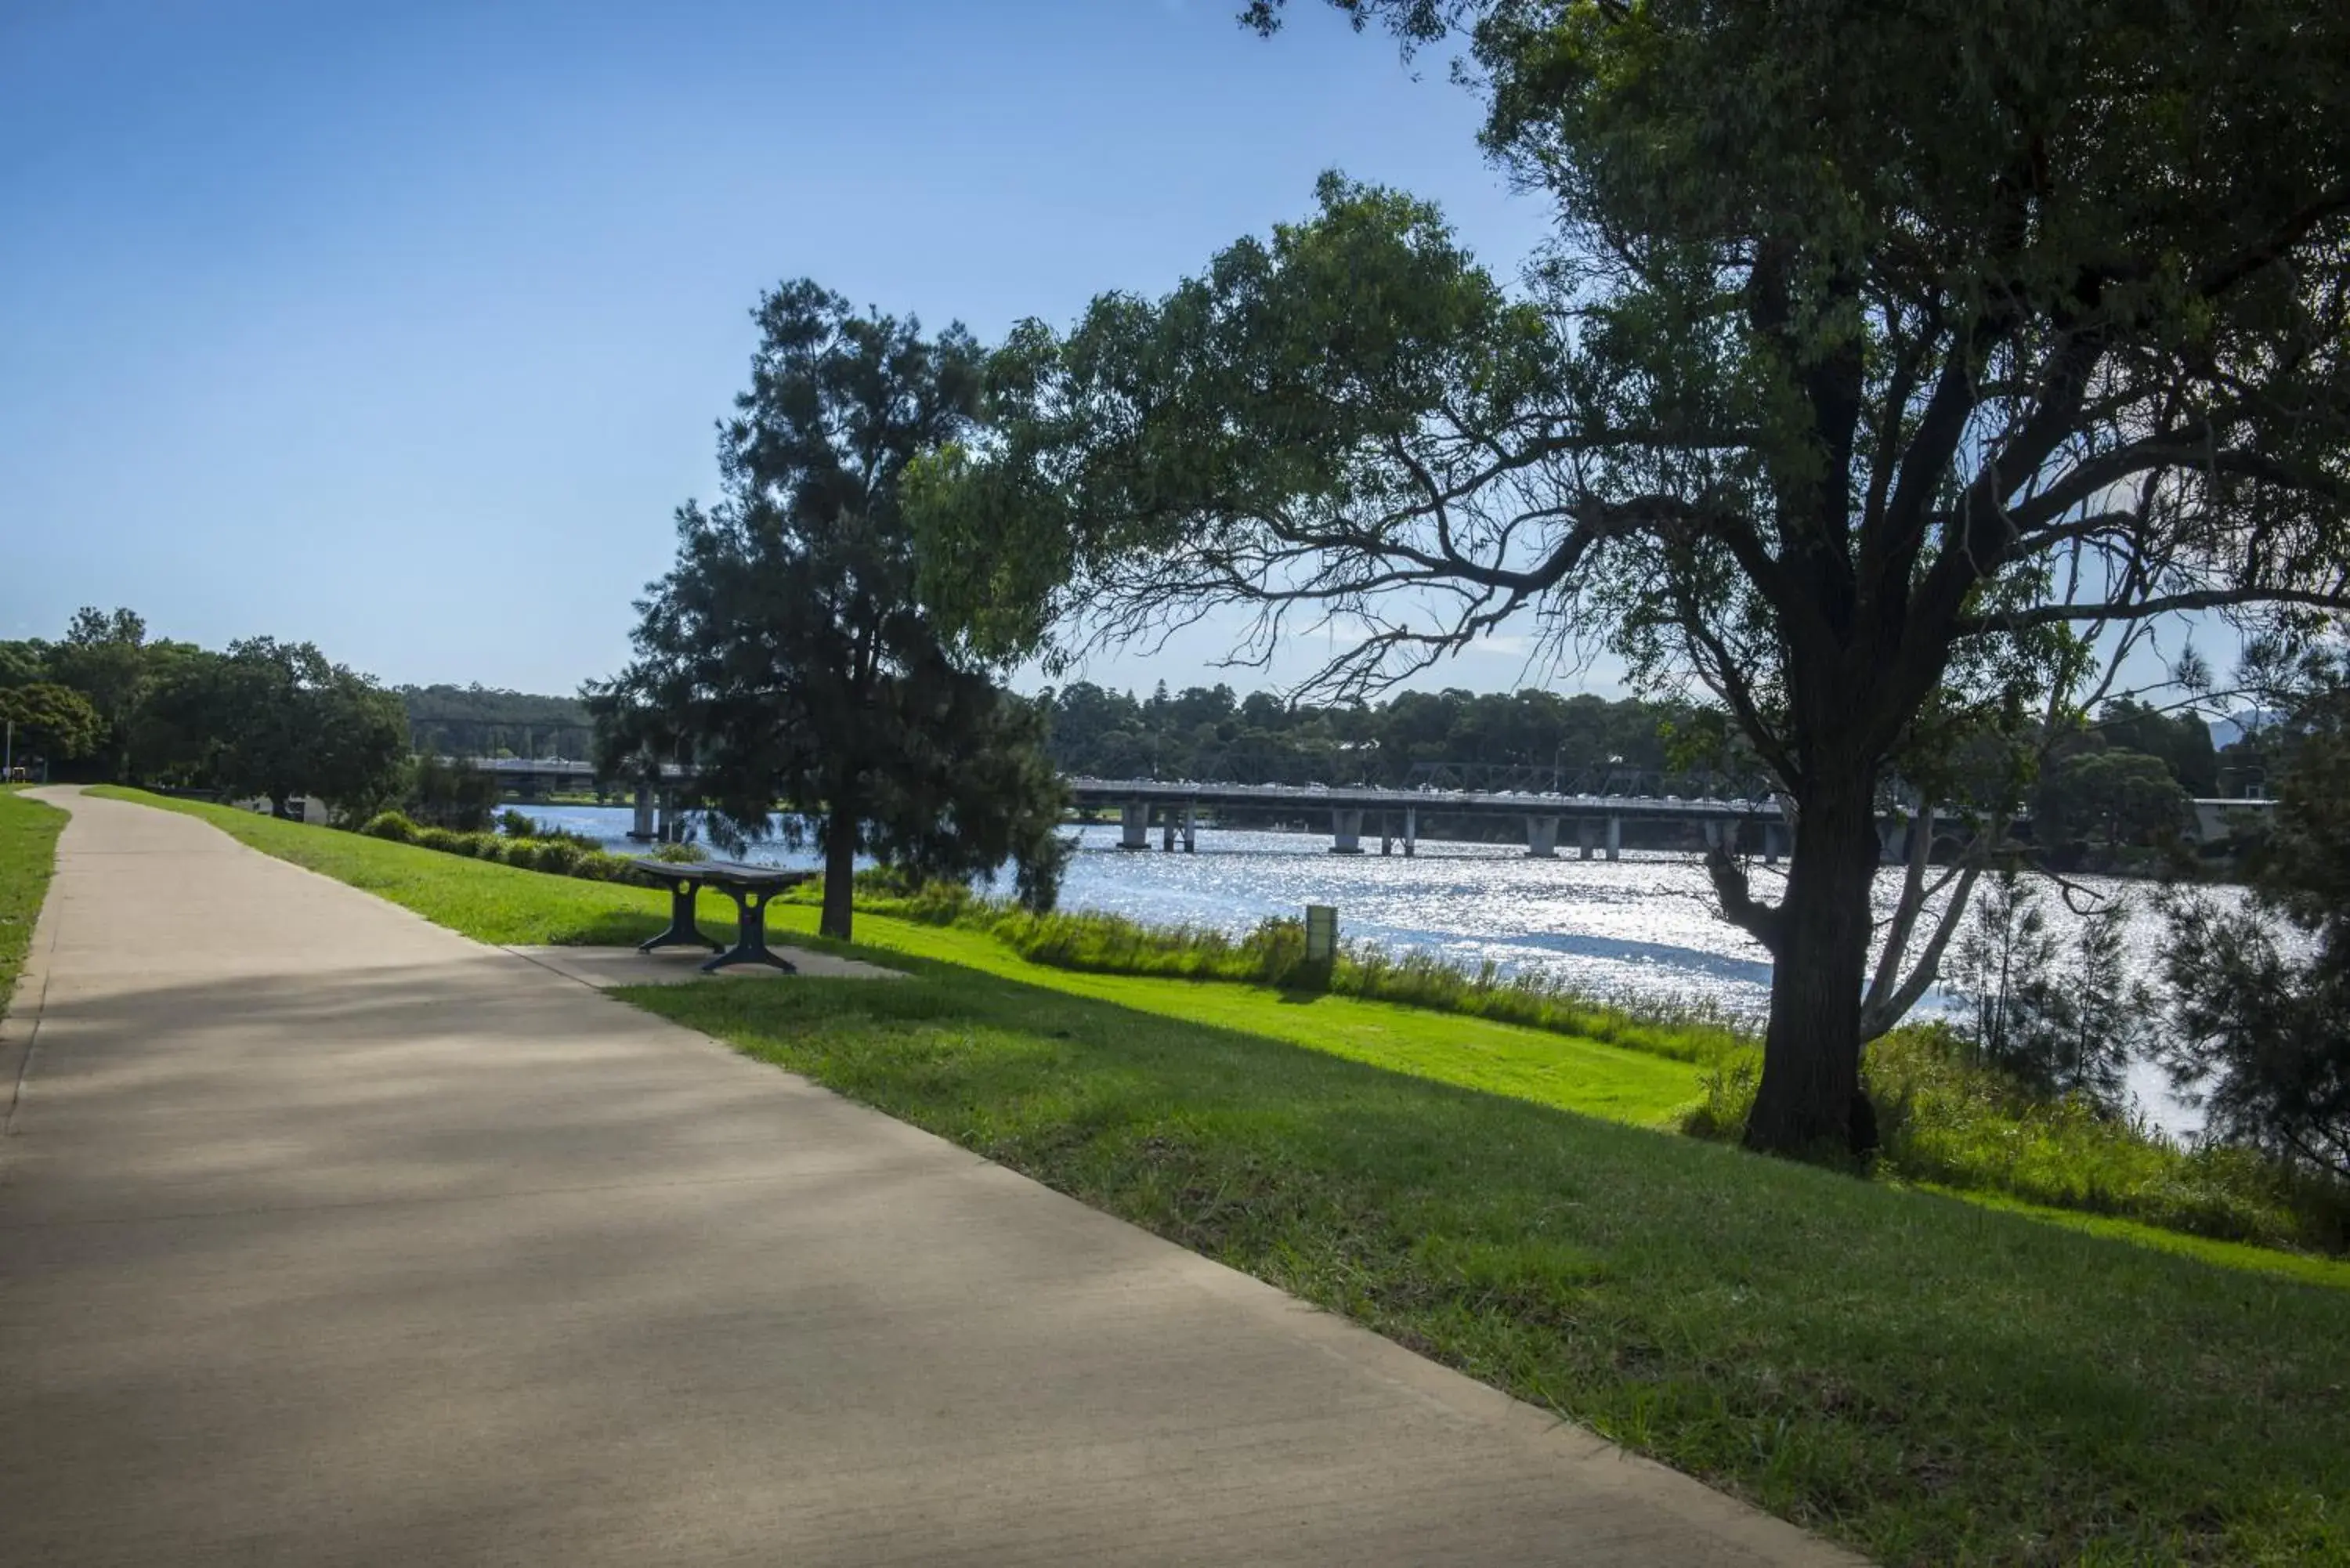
[75,787,2350,1566]
[116,788,2350,1265]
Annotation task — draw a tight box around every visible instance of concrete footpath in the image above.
[0,790,1859,1566]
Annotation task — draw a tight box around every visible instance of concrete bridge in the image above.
[1065,777,1797,862]
[458,757,2276,862]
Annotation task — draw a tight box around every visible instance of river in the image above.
[514,803,2217,1133]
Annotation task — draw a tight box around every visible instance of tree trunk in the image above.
[819,813,857,942]
[1745,759,1884,1159]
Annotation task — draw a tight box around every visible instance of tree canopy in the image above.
[914,0,2350,1156]
[143,638,411,818]
[0,682,103,770]
[591,282,1068,941]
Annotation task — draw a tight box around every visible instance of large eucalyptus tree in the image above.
[912,1,2350,1155]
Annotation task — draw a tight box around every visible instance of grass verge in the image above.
[627,971,2350,1566]
[0,788,67,1015]
[84,788,1701,1125]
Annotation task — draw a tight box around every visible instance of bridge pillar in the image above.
[1332,808,1364,854]
[1120,800,1149,851]
[1762,822,1782,865]
[1702,819,1723,850]
[1526,815,1560,858]
[1606,815,1622,862]
[1404,807,1416,858]
[1182,802,1196,853]
[1162,810,1176,852]
[1877,818,1908,865]
[1577,818,1594,860]
[1379,815,1393,856]
[631,785,656,842]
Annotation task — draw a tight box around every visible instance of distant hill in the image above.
[398,684,593,759]
[2208,710,2285,750]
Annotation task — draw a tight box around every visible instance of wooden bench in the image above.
[625,858,818,974]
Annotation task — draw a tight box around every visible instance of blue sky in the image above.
[1,0,1571,699]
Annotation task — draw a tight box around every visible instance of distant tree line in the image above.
[397,685,594,761]
[0,608,407,819]
[1039,682,1719,792]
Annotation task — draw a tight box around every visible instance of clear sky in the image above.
[2,0,1582,699]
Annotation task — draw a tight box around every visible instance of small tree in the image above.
[1950,868,2139,1107]
[2163,660,2350,1179]
[0,682,103,771]
[407,756,503,832]
[591,282,1068,941]
[2034,748,2191,854]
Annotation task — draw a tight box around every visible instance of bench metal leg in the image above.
[700,887,797,974]
[639,880,722,954]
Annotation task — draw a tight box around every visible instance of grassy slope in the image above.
[86,788,1698,1126]
[0,788,67,1014]
[633,974,2350,1566]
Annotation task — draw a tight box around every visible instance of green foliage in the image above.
[134,634,410,818]
[1947,869,2145,1106]
[0,639,48,690]
[2095,697,2219,797]
[591,280,1068,941]
[647,840,708,863]
[360,807,634,886]
[2163,669,2350,1183]
[0,682,104,765]
[360,810,421,844]
[406,755,501,833]
[497,807,538,838]
[2033,747,2193,854]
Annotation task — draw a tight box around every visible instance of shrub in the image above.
[407,757,501,833]
[497,807,538,839]
[531,840,584,876]
[649,841,708,863]
[361,811,420,844]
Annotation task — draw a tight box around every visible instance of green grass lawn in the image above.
[0,788,67,1015]
[79,786,2350,1561]
[629,973,2350,1566]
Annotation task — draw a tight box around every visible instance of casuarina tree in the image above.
[911,2,2350,1157]
[589,282,1068,942]
[2162,649,2350,1182]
